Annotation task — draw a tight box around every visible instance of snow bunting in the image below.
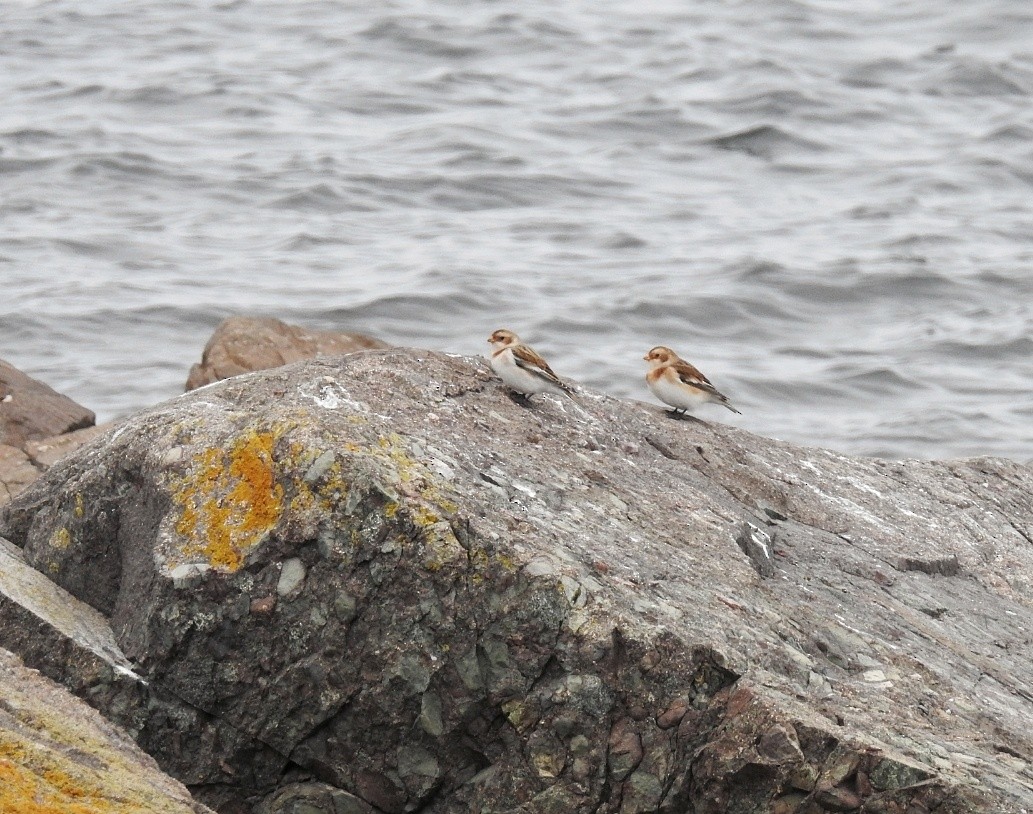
[487,329,574,399]
[644,346,741,416]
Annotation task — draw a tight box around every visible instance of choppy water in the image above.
[2,0,1032,460]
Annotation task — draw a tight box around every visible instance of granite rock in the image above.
[185,316,388,391]
[3,348,1032,812]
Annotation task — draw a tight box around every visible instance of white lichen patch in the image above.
[300,378,368,412]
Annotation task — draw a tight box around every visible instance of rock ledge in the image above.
[1,348,1031,813]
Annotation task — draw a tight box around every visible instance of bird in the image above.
[487,329,575,401]
[644,346,741,417]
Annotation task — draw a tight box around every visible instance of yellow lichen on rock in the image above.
[420,521,467,572]
[164,422,469,577]
[0,653,207,814]
[370,433,458,515]
[171,427,285,572]
[0,741,116,814]
[49,528,71,551]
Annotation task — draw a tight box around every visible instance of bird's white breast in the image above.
[491,348,557,395]
[648,373,710,410]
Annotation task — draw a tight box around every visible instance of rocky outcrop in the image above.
[2,348,1032,812]
[0,359,103,506]
[185,316,389,391]
[0,643,213,814]
[0,358,95,447]
[0,534,285,813]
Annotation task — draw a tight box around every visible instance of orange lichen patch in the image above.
[171,427,285,572]
[0,731,197,814]
[166,422,466,575]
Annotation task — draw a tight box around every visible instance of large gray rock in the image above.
[185,315,389,391]
[3,348,1032,813]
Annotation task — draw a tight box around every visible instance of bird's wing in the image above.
[671,360,725,397]
[512,344,567,387]
[671,359,711,385]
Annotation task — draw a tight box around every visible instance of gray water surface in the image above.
[2,0,1032,460]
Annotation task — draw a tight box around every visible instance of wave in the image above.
[706,125,830,160]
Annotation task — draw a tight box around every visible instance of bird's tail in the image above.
[722,398,742,415]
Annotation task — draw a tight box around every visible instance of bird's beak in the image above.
[642,354,650,361]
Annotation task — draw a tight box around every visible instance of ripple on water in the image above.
[2,0,1032,460]
[918,59,1032,97]
[706,124,830,160]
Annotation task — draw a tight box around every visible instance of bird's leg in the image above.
[507,390,533,407]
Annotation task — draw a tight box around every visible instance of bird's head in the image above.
[644,346,677,367]
[488,329,519,348]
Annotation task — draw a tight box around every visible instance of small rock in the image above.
[899,555,961,577]
[735,522,776,577]
[852,653,882,670]
[250,595,277,615]
[620,771,663,813]
[185,316,388,391]
[304,451,336,484]
[757,723,804,764]
[419,691,444,737]
[0,359,95,447]
[814,785,862,811]
[169,562,211,590]
[277,558,307,597]
[770,792,808,814]
[607,723,643,781]
[656,699,689,729]
[868,756,935,790]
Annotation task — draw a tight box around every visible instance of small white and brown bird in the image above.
[644,346,741,416]
[487,329,574,400]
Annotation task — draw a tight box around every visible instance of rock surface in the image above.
[0,443,39,505]
[0,358,95,448]
[0,643,213,814]
[2,348,1033,812]
[0,535,285,813]
[0,424,110,507]
[0,360,105,506]
[185,315,389,391]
